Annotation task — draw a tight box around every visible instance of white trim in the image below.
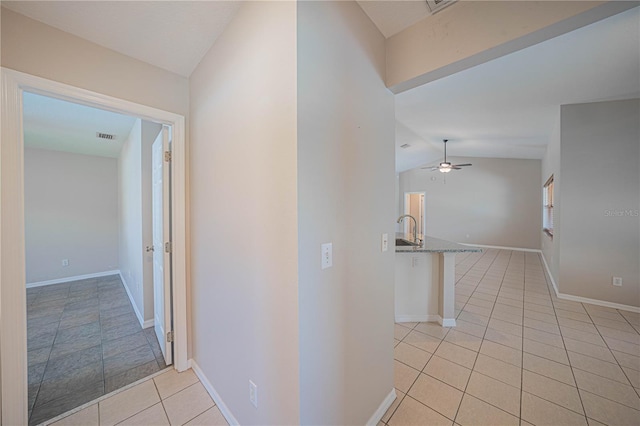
[540,253,640,314]
[437,316,457,327]
[26,270,120,288]
[1,67,29,425]
[394,314,440,323]
[539,252,560,296]
[461,243,541,253]
[143,319,154,329]
[0,68,189,425]
[366,388,397,426]
[555,292,640,314]
[190,360,240,426]
[119,272,146,329]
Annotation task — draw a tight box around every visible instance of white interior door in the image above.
[152,126,172,365]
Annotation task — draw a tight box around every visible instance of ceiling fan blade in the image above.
[453,163,472,167]
[451,166,462,170]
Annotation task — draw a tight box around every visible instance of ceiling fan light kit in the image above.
[423,139,472,173]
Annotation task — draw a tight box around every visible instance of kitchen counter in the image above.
[395,235,481,327]
[395,233,482,253]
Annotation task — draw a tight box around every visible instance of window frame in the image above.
[543,175,554,238]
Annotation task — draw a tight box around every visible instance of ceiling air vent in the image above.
[96,132,116,140]
[426,0,457,14]
[400,144,411,149]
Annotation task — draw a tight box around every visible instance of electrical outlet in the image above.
[612,277,623,287]
[381,233,388,252]
[321,243,332,269]
[249,380,258,408]
[62,259,69,267]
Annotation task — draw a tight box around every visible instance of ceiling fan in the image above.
[423,139,472,173]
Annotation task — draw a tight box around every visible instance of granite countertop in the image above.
[395,233,482,253]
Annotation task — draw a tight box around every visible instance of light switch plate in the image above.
[612,277,622,287]
[381,233,388,252]
[321,243,333,269]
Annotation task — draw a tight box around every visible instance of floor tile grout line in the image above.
[29,277,164,424]
[579,305,640,400]
[519,252,528,424]
[537,253,589,423]
[452,250,514,425]
[564,348,640,385]
[390,303,455,424]
[30,285,69,425]
[391,249,637,425]
[577,388,640,414]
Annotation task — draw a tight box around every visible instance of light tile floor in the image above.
[40,249,640,426]
[27,275,167,425]
[45,369,229,426]
[384,249,640,426]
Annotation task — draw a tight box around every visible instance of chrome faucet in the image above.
[397,215,418,244]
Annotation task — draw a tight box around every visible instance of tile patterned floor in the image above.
[384,249,640,426]
[27,275,167,425]
[35,250,640,426]
[46,369,229,426]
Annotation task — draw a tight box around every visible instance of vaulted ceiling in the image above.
[394,6,640,172]
[4,1,638,171]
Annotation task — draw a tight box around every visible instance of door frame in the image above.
[403,191,426,237]
[0,68,189,425]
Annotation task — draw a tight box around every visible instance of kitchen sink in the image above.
[395,238,421,247]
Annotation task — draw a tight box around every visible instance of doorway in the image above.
[22,92,175,424]
[0,68,188,426]
[404,192,426,237]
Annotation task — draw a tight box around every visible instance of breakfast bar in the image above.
[395,234,481,327]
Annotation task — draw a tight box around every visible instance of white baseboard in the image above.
[143,319,154,329]
[366,388,396,426]
[26,270,120,288]
[119,272,148,329]
[437,316,457,327]
[395,314,440,323]
[462,243,541,253]
[555,292,640,313]
[539,253,640,313]
[539,252,559,296]
[190,359,239,426]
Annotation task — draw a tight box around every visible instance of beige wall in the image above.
[24,148,118,283]
[558,99,639,307]
[399,157,542,249]
[297,2,395,424]
[141,121,162,321]
[118,120,145,318]
[541,113,561,283]
[385,1,633,93]
[119,120,161,323]
[189,2,299,424]
[0,7,189,116]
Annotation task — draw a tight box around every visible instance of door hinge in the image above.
[165,241,172,253]
[164,151,172,162]
[166,331,174,343]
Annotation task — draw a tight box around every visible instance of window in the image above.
[543,175,554,237]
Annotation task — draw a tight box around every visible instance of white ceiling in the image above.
[23,92,137,158]
[1,1,241,77]
[5,2,638,173]
[395,6,640,173]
